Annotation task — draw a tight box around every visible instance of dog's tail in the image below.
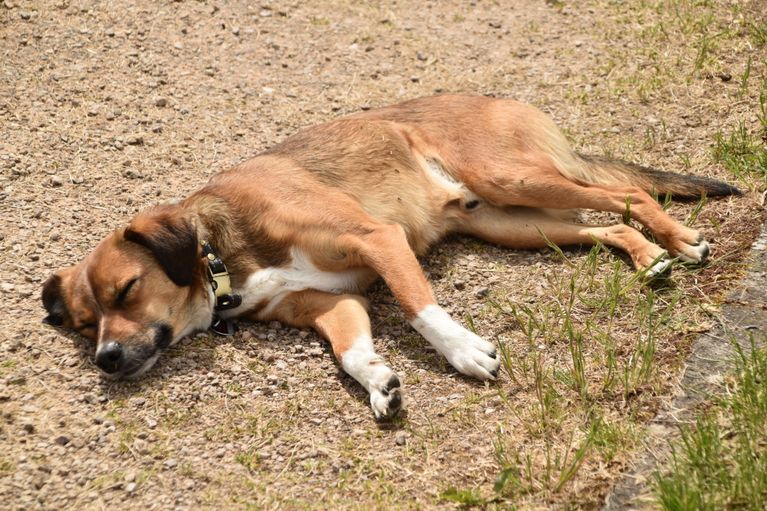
[528,112,741,199]
[568,154,742,198]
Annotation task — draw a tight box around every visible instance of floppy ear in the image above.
[124,205,199,287]
[42,269,73,326]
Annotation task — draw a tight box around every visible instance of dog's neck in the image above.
[183,191,289,293]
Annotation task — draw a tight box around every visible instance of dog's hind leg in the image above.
[344,224,501,381]
[462,156,709,264]
[458,206,673,277]
[265,289,403,420]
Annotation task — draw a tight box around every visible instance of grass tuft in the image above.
[654,335,767,510]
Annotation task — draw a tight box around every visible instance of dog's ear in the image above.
[124,205,199,287]
[42,269,74,326]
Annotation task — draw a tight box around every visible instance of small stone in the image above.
[416,51,427,61]
[453,280,465,290]
[20,11,31,20]
[488,21,502,29]
[124,472,136,483]
[164,458,178,469]
[50,176,63,187]
[153,97,167,107]
[475,287,490,298]
[125,482,137,493]
[54,435,70,446]
[22,422,34,434]
[146,419,157,429]
[395,431,407,446]
[126,135,144,146]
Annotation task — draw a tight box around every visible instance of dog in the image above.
[42,95,739,419]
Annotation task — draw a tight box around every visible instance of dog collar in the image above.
[200,241,242,311]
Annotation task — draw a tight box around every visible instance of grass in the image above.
[653,335,767,509]
[478,241,685,503]
[712,84,767,189]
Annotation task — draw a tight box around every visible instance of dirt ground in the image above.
[1,1,765,510]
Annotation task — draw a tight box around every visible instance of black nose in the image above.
[95,342,124,373]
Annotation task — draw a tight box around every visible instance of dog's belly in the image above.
[220,248,375,320]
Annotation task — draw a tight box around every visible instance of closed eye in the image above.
[116,278,139,306]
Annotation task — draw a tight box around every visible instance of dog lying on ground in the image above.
[42,95,739,419]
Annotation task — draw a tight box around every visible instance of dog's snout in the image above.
[96,342,124,373]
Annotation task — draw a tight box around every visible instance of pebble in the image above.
[164,458,178,469]
[475,287,489,298]
[126,135,144,146]
[153,97,168,107]
[453,280,466,290]
[54,435,70,446]
[395,431,407,446]
[50,176,63,187]
[125,482,137,493]
[131,397,146,407]
[147,419,157,429]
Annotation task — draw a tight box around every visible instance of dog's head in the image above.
[42,204,213,379]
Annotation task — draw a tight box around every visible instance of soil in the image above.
[1,1,764,510]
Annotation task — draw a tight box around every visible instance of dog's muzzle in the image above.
[95,323,173,377]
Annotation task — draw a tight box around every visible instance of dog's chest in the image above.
[220,248,371,318]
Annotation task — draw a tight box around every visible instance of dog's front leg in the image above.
[266,289,403,420]
[348,224,500,381]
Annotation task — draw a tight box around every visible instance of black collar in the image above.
[200,241,242,311]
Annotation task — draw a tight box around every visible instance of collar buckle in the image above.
[201,241,242,311]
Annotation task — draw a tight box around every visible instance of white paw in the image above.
[341,335,404,420]
[645,256,673,279]
[369,373,404,421]
[410,305,500,381]
[676,239,710,264]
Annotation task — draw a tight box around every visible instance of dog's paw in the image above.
[644,255,673,279]
[411,305,500,381]
[675,239,710,264]
[369,373,403,421]
[667,231,710,264]
[440,333,500,381]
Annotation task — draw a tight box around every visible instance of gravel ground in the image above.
[1,1,765,509]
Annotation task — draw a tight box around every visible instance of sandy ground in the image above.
[1,1,765,509]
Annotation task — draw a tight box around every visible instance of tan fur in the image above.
[43,94,736,388]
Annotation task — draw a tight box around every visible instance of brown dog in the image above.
[42,95,738,419]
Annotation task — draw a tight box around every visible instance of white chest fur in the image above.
[218,248,372,319]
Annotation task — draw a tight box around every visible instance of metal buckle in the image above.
[215,293,242,310]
